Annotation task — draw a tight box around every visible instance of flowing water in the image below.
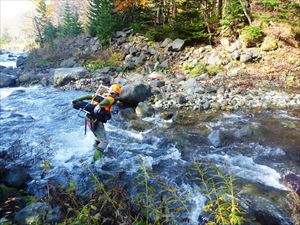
[1,53,300,224]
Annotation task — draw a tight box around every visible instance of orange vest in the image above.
[91,93,115,112]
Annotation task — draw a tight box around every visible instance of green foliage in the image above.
[262,0,279,9]
[87,0,120,46]
[194,161,247,225]
[189,63,207,78]
[61,2,82,37]
[207,65,222,75]
[43,21,58,46]
[221,0,245,26]
[241,25,264,47]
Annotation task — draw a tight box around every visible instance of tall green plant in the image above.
[194,161,247,225]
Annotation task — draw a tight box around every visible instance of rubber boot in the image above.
[92,147,103,163]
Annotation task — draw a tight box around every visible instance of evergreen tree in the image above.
[43,21,58,46]
[61,2,82,37]
[87,0,119,46]
[33,0,48,47]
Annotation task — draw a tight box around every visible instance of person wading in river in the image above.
[72,84,121,162]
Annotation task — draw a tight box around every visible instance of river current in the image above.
[1,85,299,224]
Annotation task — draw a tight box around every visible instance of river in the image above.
[0,53,299,224]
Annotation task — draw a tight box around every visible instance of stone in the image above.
[227,44,238,53]
[168,39,185,51]
[227,66,247,77]
[159,59,169,68]
[91,39,100,52]
[16,56,27,67]
[0,73,17,87]
[135,102,155,117]
[220,38,230,48]
[178,95,188,104]
[149,71,166,79]
[53,67,89,86]
[148,47,157,55]
[196,73,209,81]
[207,52,223,65]
[240,53,253,63]
[183,78,205,95]
[261,36,278,51]
[60,57,76,68]
[4,166,30,188]
[134,54,146,66]
[208,130,224,147]
[14,202,61,225]
[119,108,137,120]
[150,80,165,88]
[284,173,300,195]
[211,102,221,110]
[234,125,254,138]
[129,47,138,55]
[202,101,210,110]
[161,38,173,48]
[116,31,127,38]
[119,82,152,106]
[230,51,240,60]
[128,119,153,132]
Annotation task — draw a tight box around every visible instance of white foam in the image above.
[203,154,287,190]
[181,184,206,225]
[0,87,26,99]
[51,129,94,169]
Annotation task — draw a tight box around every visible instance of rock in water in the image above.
[119,82,152,106]
[135,102,155,117]
[234,125,254,138]
[0,73,17,88]
[53,67,89,86]
[14,202,61,225]
[4,166,30,188]
[284,173,300,195]
[208,130,224,147]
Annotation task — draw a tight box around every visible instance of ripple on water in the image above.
[201,153,287,190]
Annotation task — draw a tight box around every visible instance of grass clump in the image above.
[194,161,247,225]
[241,26,264,47]
[207,65,223,75]
[189,63,207,78]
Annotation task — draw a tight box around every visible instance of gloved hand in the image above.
[93,105,101,114]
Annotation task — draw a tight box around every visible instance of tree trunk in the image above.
[33,16,44,48]
[172,0,176,19]
[217,0,223,19]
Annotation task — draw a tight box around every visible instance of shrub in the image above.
[207,65,222,75]
[241,25,264,47]
[189,63,207,78]
[84,59,106,72]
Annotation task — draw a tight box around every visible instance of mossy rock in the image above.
[261,36,278,51]
[241,26,264,47]
[206,65,222,75]
[189,63,207,78]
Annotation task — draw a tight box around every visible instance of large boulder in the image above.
[0,73,17,88]
[208,130,225,147]
[4,166,30,188]
[14,202,61,225]
[119,82,152,107]
[53,67,89,86]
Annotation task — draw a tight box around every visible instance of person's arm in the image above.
[72,95,93,103]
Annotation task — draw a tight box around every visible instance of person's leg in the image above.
[91,122,108,162]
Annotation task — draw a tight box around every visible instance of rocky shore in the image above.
[1,27,299,116]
